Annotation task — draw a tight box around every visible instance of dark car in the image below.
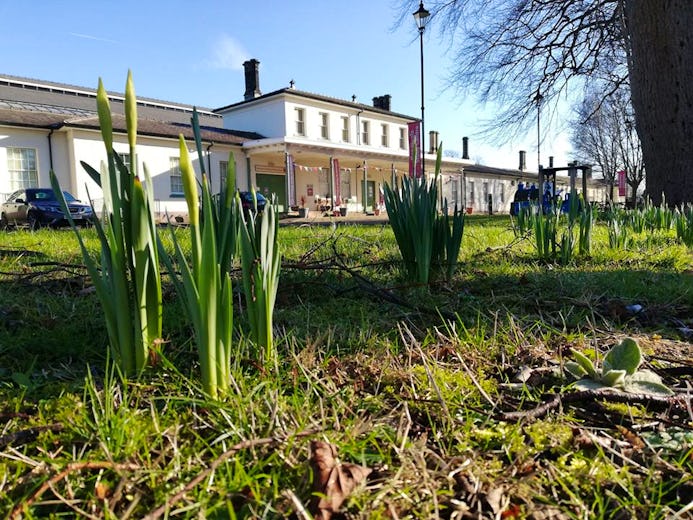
[238,191,267,213]
[0,188,94,230]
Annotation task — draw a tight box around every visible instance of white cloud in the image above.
[207,34,249,71]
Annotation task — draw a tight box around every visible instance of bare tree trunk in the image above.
[624,0,693,206]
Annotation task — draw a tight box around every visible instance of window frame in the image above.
[361,120,370,145]
[169,157,184,196]
[295,107,305,136]
[341,116,350,143]
[319,112,329,139]
[6,147,38,191]
[380,123,389,147]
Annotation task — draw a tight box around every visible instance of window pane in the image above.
[170,157,183,194]
[7,148,38,190]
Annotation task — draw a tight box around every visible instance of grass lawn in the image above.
[1,214,692,519]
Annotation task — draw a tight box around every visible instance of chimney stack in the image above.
[429,131,439,154]
[519,150,527,171]
[462,137,469,159]
[372,95,392,111]
[243,59,261,101]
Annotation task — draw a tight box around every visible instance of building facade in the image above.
[0,65,607,221]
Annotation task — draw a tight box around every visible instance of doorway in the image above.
[256,173,287,212]
[361,180,375,212]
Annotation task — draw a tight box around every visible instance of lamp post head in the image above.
[413,2,430,32]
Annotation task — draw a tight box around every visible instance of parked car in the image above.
[238,191,267,213]
[0,188,94,230]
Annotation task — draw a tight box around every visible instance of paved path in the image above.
[280,211,390,226]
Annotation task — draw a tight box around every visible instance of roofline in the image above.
[214,88,418,121]
[0,74,219,116]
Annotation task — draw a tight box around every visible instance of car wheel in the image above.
[28,212,42,231]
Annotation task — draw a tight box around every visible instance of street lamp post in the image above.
[535,91,543,171]
[413,2,430,177]
[535,90,543,193]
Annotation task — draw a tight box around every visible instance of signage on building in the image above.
[617,170,626,197]
[407,121,422,178]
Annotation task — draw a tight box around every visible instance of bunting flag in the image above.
[291,162,405,174]
[286,153,296,206]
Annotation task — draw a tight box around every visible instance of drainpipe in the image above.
[47,124,61,170]
[356,109,363,145]
[206,142,213,190]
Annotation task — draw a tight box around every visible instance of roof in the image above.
[0,105,264,145]
[0,73,222,126]
[214,87,418,121]
[65,114,264,145]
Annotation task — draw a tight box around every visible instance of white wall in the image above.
[0,125,247,220]
[221,98,286,137]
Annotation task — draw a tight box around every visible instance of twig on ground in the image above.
[496,390,690,422]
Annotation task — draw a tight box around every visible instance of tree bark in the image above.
[624,0,693,206]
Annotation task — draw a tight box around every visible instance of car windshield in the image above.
[27,189,77,202]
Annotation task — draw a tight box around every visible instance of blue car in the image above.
[238,191,267,213]
[0,188,94,230]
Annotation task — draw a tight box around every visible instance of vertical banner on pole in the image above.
[617,170,626,197]
[363,160,368,213]
[286,153,296,207]
[332,158,341,205]
[407,121,422,177]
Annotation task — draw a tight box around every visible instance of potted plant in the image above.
[298,196,309,218]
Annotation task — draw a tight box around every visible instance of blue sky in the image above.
[0,0,571,169]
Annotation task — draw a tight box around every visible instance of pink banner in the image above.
[617,170,626,197]
[408,121,422,177]
[332,158,341,205]
[286,153,296,206]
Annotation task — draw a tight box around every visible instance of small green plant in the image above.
[565,338,673,395]
[511,204,533,236]
[161,135,234,399]
[675,204,693,247]
[607,216,630,249]
[532,210,557,260]
[239,190,281,364]
[577,204,593,255]
[383,146,464,283]
[50,72,162,376]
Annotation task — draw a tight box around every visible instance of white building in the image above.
[0,64,607,220]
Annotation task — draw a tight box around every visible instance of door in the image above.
[255,173,287,212]
[361,180,375,212]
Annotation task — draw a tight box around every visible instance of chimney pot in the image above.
[462,137,469,159]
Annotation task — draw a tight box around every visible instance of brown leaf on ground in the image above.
[309,440,372,520]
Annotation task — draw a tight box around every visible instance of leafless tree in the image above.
[571,92,621,202]
[395,0,693,205]
[618,116,645,208]
[571,87,643,205]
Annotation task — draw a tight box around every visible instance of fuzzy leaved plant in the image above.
[565,338,673,396]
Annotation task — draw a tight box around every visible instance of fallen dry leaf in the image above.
[309,440,372,520]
